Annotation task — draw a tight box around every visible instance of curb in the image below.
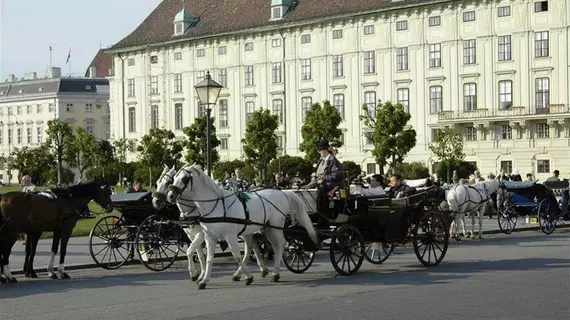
[481,222,570,235]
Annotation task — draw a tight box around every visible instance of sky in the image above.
[0,0,161,78]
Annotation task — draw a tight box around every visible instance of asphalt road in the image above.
[1,230,569,320]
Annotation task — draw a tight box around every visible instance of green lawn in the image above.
[0,184,154,238]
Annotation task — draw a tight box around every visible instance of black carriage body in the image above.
[502,182,560,215]
[111,192,181,226]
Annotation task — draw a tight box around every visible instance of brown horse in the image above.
[0,179,113,283]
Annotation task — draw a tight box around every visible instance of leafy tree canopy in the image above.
[242,108,279,181]
[182,116,220,168]
[267,155,313,182]
[11,145,55,185]
[45,119,75,184]
[341,161,362,182]
[66,127,99,178]
[299,100,344,163]
[429,126,465,182]
[137,128,183,183]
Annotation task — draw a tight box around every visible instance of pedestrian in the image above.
[511,168,522,182]
[546,170,561,182]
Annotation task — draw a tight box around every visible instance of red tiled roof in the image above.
[110,0,448,51]
[84,49,114,78]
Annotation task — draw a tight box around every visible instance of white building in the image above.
[0,67,111,183]
[106,0,569,181]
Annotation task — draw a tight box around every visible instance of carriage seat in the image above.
[404,178,431,191]
[543,180,569,190]
[502,181,536,189]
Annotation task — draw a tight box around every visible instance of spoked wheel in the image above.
[538,199,558,235]
[330,224,365,276]
[283,235,315,274]
[498,204,517,234]
[413,211,449,267]
[89,215,134,270]
[364,242,393,265]
[135,214,180,272]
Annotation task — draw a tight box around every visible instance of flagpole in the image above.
[49,46,53,70]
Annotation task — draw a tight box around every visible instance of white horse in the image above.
[446,179,501,239]
[166,164,318,289]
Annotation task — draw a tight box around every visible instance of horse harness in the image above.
[451,183,491,213]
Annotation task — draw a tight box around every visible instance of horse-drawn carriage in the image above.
[498,181,568,235]
[88,191,191,271]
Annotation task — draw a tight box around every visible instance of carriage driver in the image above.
[313,140,347,222]
[228,167,249,192]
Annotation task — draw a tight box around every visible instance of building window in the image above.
[272,62,282,83]
[396,47,408,71]
[430,86,443,114]
[245,102,255,121]
[364,132,374,145]
[7,129,12,144]
[463,83,477,111]
[463,11,476,22]
[26,105,32,114]
[301,59,311,80]
[127,78,135,97]
[366,163,376,174]
[196,71,205,82]
[220,138,228,150]
[127,58,135,66]
[36,104,42,113]
[364,91,377,118]
[174,52,182,60]
[17,128,22,144]
[496,80,514,110]
[301,97,312,121]
[174,73,183,93]
[197,104,206,118]
[37,126,43,142]
[501,161,513,173]
[277,135,284,155]
[332,55,343,77]
[429,43,441,68]
[26,128,32,143]
[272,99,283,123]
[272,38,281,47]
[396,20,408,31]
[498,6,511,17]
[463,39,476,64]
[150,55,158,64]
[174,103,183,130]
[363,25,375,35]
[17,106,22,115]
[219,99,228,128]
[535,77,550,108]
[85,120,94,134]
[245,42,253,51]
[65,103,74,112]
[217,68,227,87]
[149,77,159,95]
[332,30,343,39]
[85,103,93,113]
[48,104,55,113]
[333,94,344,119]
[272,6,282,19]
[429,16,441,27]
[218,46,226,55]
[535,31,549,57]
[536,123,550,138]
[498,35,512,61]
[465,126,477,141]
[363,51,375,74]
[397,88,410,113]
[150,105,159,129]
[244,65,254,86]
[537,159,550,173]
[534,1,548,12]
[501,125,512,139]
[128,107,136,132]
[301,34,311,44]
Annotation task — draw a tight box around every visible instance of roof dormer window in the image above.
[173,8,199,36]
[175,22,183,35]
[272,7,282,19]
[270,0,296,21]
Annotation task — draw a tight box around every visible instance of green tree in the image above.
[66,127,99,179]
[436,160,477,183]
[46,119,74,184]
[113,138,130,183]
[267,155,313,182]
[137,128,183,184]
[88,140,115,180]
[242,108,279,182]
[393,162,430,179]
[182,116,220,167]
[341,161,362,182]
[360,100,417,174]
[11,144,55,185]
[429,126,465,182]
[299,100,344,163]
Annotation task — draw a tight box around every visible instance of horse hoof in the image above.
[61,273,70,279]
[7,277,18,284]
[30,272,38,279]
[261,269,269,278]
[49,273,58,280]
[198,283,207,290]
[245,277,254,286]
[191,275,199,282]
[478,235,483,240]
[231,275,241,282]
[0,277,6,284]
[271,274,280,283]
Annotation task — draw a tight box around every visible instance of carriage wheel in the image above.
[364,242,393,265]
[330,224,365,276]
[283,235,315,274]
[135,214,180,272]
[497,204,517,234]
[413,211,449,267]
[89,215,134,270]
[538,199,558,235]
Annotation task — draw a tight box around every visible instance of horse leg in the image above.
[239,234,269,280]
[47,230,61,279]
[265,228,286,283]
[184,228,204,282]
[478,206,485,239]
[197,235,217,290]
[23,233,32,275]
[57,225,74,279]
[468,211,476,238]
[25,232,41,278]
[225,235,254,286]
[0,233,18,283]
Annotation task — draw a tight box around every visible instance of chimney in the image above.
[89,66,98,78]
[50,67,62,78]
[5,74,16,82]
[24,72,38,80]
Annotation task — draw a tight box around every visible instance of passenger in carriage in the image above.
[360,174,386,197]
[273,173,288,188]
[388,174,416,199]
[313,140,345,215]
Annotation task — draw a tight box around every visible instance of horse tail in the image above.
[285,191,318,245]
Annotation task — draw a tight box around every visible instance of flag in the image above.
[49,46,52,51]
[66,48,71,64]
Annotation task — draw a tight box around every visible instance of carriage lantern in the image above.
[194,71,223,177]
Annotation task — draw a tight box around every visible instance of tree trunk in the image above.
[148,166,152,186]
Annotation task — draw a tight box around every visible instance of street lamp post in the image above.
[0,113,18,185]
[194,71,222,177]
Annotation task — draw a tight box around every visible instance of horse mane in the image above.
[191,164,223,196]
[67,180,99,197]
